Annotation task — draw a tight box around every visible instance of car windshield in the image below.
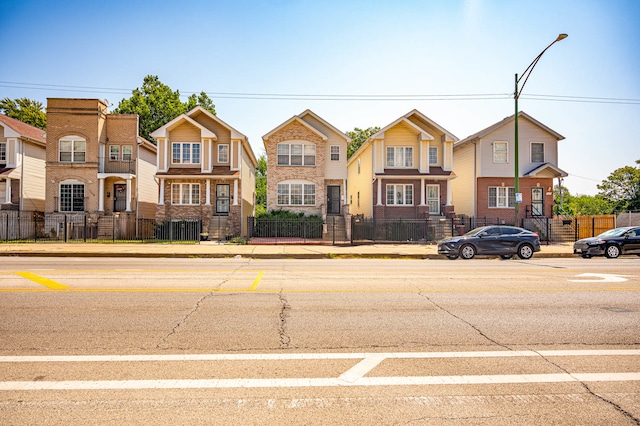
[465,227,490,236]
[597,228,630,238]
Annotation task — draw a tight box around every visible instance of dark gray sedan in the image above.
[438,226,541,260]
[573,226,640,258]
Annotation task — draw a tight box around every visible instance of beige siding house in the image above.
[452,111,567,223]
[0,115,46,211]
[347,110,458,219]
[45,98,158,221]
[151,107,257,238]
[263,110,351,221]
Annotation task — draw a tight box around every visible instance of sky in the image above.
[1,0,638,196]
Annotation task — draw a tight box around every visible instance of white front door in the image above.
[426,184,440,214]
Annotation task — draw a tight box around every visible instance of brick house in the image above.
[44,98,158,220]
[0,115,46,211]
[347,110,458,220]
[150,107,257,238]
[451,111,567,223]
[262,110,351,221]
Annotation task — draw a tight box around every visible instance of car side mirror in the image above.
[479,232,488,238]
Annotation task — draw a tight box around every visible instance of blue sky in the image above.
[1,0,638,195]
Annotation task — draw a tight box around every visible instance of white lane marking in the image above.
[339,354,387,383]
[1,373,638,391]
[1,349,638,363]
[569,273,629,283]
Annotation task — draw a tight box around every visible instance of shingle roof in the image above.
[0,115,46,144]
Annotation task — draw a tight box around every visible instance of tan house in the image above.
[452,111,567,223]
[347,110,458,219]
[45,98,158,220]
[263,110,351,219]
[0,115,47,211]
[150,107,257,238]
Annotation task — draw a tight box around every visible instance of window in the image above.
[218,144,229,163]
[493,142,508,163]
[0,142,5,163]
[429,147,438,165]
[277,143,316,166]
[386,184,413,205]
[330,145,339,161]
[488,187,515,208]
[122,145,133,161]
[357,159,361,174]
[172,142,201,164]
[276,182,316,206]
[531,142,544,163]
[386,146,413,168]
[171,183,200,205]
[109,145,120,161]
[59,183,85,212]
[59,137,86,162]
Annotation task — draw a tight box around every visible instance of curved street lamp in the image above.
[514,33,567,225]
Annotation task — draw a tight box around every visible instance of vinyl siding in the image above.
[450,143,476,216]
[137,146,159,217]
[347,144,374,217]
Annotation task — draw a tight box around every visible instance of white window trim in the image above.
[493,141,509,164]
[277,142,316,166]
[59,180,85,212]
[276,181,316,206]
[59,136,86,163]
[122,145,133,161]
[330,145,340,161]
[530,142,545,163]
[488,186,515,209]
[428,146,438,165]
[171,142,201,165]
[218,144,229,164]
[386,184,414,206]
[171,183,200,205]
[386,146,413,168]
[0,141,6,163]
[109,145,120,161]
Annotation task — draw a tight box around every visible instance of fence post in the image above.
[592,216,595,237]
[84,214,87,243]
[64,215,68,243]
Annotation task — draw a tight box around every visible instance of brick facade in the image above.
[476,177,554,225]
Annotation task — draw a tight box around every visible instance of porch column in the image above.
[376,177,382,206]
[159,179,165,205]
[98,178,105,212]
[4,178,11,203]
[205,180,211,205]
[420,178,426,206]
[233,179,239,206]
[446,179,453,206]
[125,178,132,212]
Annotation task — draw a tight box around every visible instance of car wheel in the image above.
[581,254,592,259]
[460,244,476,260]
[447,254,459,260]
[500,254,513,260]
[517,244,534,259]
[605,245,620,259]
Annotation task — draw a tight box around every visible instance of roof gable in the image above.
[0,115,46,145]
[403,109,459,142]
[297,109,351,143]
[150,113,217,140]
[187,106,248,140]
[263,115,328,142]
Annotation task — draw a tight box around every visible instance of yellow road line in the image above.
[14,272,69,290]
[250,271,264,291]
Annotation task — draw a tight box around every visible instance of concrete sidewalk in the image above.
[0,241,574,259]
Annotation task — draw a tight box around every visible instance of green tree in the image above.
[569,194,614,215]
[0,97,46,130]
[112,75,216,143]
[596,162,640,212]
[346,126,380,159]
[255,153,267,216]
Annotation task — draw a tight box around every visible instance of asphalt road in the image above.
[1,257,639,425]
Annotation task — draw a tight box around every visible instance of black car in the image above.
[573,226,640,259]
[438,225,541,260]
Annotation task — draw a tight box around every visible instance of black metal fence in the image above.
[0,211,201,243]
[247,216,324,243]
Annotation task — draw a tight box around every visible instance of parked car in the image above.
[573,226,640,259]
[438,226,541,260]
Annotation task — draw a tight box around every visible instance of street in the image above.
[1,257,639,424]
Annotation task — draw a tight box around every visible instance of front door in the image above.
[216,184,230,214]
[113,183,126,211]
[327,186,340,215]
[531,187,544,216]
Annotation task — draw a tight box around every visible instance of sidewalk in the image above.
[0,241,575,259]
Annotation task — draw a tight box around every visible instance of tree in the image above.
[596,162,640,212]
[0,97,46,130]
[112,75,216,143]
[255,153,267,216]
[346,126,380,159]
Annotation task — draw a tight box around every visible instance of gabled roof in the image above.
[150,113,217,140]
[297,109,351,143]
[187,106,248,140]
[403,109,459,143]
[262,114,329,142]
[456,111,565,148]
[525,162,568,178]
[0,115,46,145]
[369,116,435,141]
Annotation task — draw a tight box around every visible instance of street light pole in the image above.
[514,33,567,226]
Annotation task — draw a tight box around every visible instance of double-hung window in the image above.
[330,145,340,161]
[122,145,133,161]
[277,143,316,166]
[172,142,201,164]
[429,147,438,165]
[531,142,544,163]
[171,183,200,205]
[488,187,515,208]
[109,145,120,161]
[59,137,86,162]
[59,183,85,212]
[386,184,413,205]
[0,142,6,163]
[276,182,316,206]
[386,146,413,168]
[218,144,229,163]
[493,141,508,163]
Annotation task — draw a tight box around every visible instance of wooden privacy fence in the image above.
[575,215,616,239]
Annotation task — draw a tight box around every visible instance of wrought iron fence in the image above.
[247,216,324,244]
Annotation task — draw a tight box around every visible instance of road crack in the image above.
[278,291,291,349]
[418,291,512,350]
[156,292,215,349]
